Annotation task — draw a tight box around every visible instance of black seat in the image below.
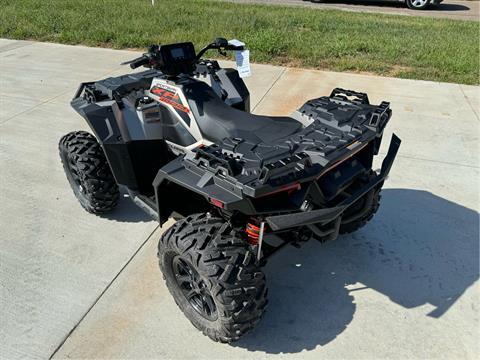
[183,81,302,144]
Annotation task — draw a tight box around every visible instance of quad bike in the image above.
[59,38,401,343]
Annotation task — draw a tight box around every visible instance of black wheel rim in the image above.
[171,256,218,321]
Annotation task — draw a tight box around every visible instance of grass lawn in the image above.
[0,0,478,84]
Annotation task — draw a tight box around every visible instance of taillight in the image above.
[209,198,224,209]
[258,182,301,198]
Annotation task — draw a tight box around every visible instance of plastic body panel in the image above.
[71,71,179,192]
[71,62,251,196]
[71,62,400,238]
[153,89,399,225]
[194,60,250,112]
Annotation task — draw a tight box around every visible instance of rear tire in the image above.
[59,131,119,214]
[339,171,381,234]
[158,213,268,343]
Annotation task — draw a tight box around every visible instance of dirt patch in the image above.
[386,65,414,77]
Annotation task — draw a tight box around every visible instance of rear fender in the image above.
[153,156,255,225]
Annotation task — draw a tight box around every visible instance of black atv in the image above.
[59,38,400,343]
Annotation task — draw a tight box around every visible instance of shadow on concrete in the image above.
[235,188,479,353]
[101,192,152,223]
[431,3,472,11]
[307,0,471,11]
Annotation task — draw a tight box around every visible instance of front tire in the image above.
[158,213,268,343]
[406,0,430,10]
[59,131,119,214]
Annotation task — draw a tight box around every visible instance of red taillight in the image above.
[209,198,224,209]
[258,182,301,198]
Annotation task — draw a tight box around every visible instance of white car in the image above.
[308,0,443,10]
[405,0,443,10]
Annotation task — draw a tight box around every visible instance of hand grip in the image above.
[129,56,150,69]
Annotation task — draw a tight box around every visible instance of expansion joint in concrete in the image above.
[48,225,159,359]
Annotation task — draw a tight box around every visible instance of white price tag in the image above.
[235,50,251,78]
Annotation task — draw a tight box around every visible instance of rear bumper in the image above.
[265,133,401,236]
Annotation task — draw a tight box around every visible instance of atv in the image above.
[59,38,401,343]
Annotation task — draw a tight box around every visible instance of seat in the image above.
[183,81,302,144]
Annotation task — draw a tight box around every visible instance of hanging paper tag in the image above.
[228,39,245,47]
[235,50,251,78]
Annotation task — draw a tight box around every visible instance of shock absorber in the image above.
[246,222,261,245]
[246,220,266,261]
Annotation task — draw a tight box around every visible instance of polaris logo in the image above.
[150,81,178,94]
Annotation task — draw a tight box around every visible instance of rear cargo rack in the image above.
[258,152,310,184]
[369,101,390,127]
[193,147,242,176]
[330,88,370,105]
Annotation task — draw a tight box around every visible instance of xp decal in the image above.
[148,78,200,134]
[151,82,190,114]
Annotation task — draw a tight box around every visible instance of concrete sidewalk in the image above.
[0,40,478,359]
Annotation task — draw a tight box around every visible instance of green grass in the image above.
[0,0,478,84]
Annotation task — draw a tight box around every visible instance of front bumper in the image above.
[265,133,401,238]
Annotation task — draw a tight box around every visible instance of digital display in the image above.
[158,42,195,75]
[170,47,185,59]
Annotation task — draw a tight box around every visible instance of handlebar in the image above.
[196,38,244,60]
[129,55,150,69]
[120,38,245,72]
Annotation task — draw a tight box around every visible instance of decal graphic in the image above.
[151,85,190,114]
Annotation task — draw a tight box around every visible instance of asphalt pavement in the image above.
[0,39,479,359]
